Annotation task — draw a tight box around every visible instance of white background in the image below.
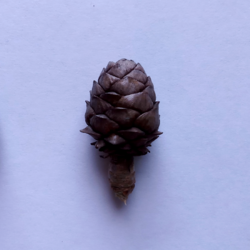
[1,1,250,249]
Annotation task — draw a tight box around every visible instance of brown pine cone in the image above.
[81,59,162,203]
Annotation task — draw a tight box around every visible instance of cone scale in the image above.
[81,59,162,203]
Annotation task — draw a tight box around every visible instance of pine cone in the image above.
[81,59,162,203]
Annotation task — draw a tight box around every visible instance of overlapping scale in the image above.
[90,95,112,114]
[146,131,163,144]
[135,63,146,73]
[136,147,150,155]
[98,68,105,82]
[92,81,105,96]
[104,134,126,145]
[134,102,160,133]
[110,77,145,95]
[80,126,101,140]
[95,140,106,149]
[120,144,132,150]
[98,73,119,90]
[100,92,121,106]
[126,69,147,83]
[108,59,136,78]
[131,138,148,147]
[90,115,119,135]
[117,127,145,141]
[147,135,159,144]
[105,61,115,72]
[144,86,156,102]
[145,76,153,87]
[85,101,95,125]
[106,107,140,128]
[117,92,153,112]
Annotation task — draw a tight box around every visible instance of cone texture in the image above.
[81,59,162,157]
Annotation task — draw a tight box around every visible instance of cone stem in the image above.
[108,154,135,203]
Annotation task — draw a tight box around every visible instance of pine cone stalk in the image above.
[108,154,135,204]
[81,59,162,203]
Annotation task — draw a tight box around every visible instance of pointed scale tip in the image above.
[124,200,127,205]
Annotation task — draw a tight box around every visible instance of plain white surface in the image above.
[1,1,250,249]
